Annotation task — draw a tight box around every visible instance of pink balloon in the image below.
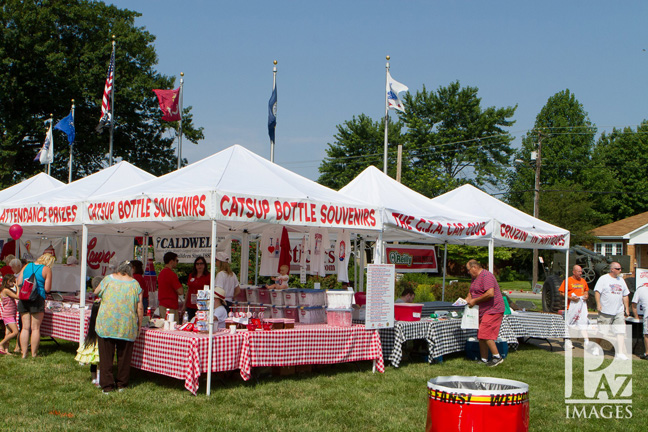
[9,224,23,240]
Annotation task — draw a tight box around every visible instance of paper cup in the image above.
[229,325,237,334]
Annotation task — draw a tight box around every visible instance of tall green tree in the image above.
[0,0,203,187]
[400,81,517,197]
[590,121,648,220]
[318,114,404,190]
[507,89,601,244]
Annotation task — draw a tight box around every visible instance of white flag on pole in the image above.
[386,71,408,112]
[37,121,54,165]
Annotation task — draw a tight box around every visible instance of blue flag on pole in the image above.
[268,83,277,143]
[54,112,75,145]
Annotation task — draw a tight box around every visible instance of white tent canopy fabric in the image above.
[0,161,156,236]
[0,173,64,205]
[431,184,569,250]
[82,145,382,236]
[339,166,492,244]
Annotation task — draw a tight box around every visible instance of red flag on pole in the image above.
[152,88,181,121]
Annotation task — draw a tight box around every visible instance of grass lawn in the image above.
[0,338,645,431]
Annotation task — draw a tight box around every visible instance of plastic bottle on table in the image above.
[183,311,189,324]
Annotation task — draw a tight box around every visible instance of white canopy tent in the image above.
[75,145,383,394]
[339,166,493,246]
[0,173,65,257]
[431,184,570,270]
[0,173,64,204]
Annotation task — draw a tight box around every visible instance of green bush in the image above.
[429,282,470,302]
[498,266,523,283]
[414,284,435,302]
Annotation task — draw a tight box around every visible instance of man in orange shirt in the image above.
[559,265,593,351]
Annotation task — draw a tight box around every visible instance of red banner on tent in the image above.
[385,245,437,273]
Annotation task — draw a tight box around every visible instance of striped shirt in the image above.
[470,269,504,316]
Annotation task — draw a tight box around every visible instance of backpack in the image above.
[18,263,40,302]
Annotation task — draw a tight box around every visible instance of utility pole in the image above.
[532,130,543,290]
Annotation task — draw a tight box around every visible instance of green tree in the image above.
[318,114,404,190]
[400,81,517,197]
[0,0,203,187]
[590,121,648,220]
[506,89,601,243]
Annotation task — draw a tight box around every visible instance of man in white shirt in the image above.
[594,262,630,360]
[632,280,648,360]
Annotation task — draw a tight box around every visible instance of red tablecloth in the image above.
[39,311,384,395]
[41,309,88,342]
[131,329,244,395]
[238,324,384,381]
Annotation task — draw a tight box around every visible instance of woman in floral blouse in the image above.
[94,260,143,393]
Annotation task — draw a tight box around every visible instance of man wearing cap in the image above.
[157,252,184,322]
[465,259,505,367]
[594,262,630,360]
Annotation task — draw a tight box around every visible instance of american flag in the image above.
[96,46,115,133]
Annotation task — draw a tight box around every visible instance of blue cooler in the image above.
[465,337,508,360]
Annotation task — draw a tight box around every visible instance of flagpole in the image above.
[108,36,116,165]
[270,60,277,163]
[47,114,53,176]
[177,72,184,170]
[69,99,75,183]
[383,55,390,175]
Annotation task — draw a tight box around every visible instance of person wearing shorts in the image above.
[594,262,630,360]
[465,259,505,367]
[632,281,648,359]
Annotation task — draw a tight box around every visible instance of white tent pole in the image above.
[359,239,365,292]
[373,233,384,264]
[564,250,569,319]
[488,238,494,273]
[241,232,249,285]
[353,237,358,289]
[254,239,260,286]
[78,224,88,345]
[206,219,217,396]
[442,243,448,302]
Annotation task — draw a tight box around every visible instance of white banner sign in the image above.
[19,237,65,263]
[86,235,133,277]
[153,235,231,263]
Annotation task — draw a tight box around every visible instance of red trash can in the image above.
[426,376,529,432]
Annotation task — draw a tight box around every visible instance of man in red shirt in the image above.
[157,252,183,321]
[466,259,505,367]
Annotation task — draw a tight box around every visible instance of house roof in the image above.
[591,211,648,238]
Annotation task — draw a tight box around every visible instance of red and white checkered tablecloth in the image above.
[131,329,245,395]
[238,324,384,381]
[37,312,384,395]
[41,309,89,343]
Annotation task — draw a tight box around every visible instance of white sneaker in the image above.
[615,353,629,361]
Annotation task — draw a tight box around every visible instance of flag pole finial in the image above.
[180,72,184,77]
[71,99,74,103]
[386,55,390,60]
[273,60,277,65]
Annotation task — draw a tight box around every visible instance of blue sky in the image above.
[108,0,648,183]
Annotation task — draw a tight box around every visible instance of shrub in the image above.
[429,282,470,302]
[414,284,436,302]
[498,266,523,283]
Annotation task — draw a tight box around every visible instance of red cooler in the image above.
[394,303,423,321]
